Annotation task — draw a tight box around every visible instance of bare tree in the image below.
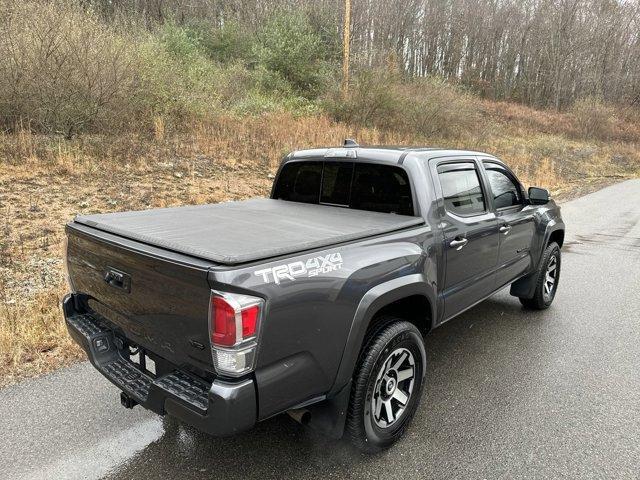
[25,0,640,108]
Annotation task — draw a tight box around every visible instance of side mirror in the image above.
[528,187,550,205]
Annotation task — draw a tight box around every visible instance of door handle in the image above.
[499,225,512,235]
[450,238,468,251]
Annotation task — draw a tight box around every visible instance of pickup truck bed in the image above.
[75,198,424,264]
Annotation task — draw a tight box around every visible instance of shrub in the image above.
[0,0,142,137]
[195,20,254,63]
[253,11,334,98]
[0,1,331,135]
[135,23,229,123]
[327,70,481,139]
[570,96,616,140]
[160,22,204,61]
[0,2,252,135]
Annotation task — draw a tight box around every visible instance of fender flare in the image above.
[510,220,565,299]
[540,220,564,256]
[328,274,435,397]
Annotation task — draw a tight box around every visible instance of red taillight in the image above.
[210,292,262,348]
[211,296,237,347]
[241,305,259,338]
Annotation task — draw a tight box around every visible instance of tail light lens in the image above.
[209,291,264,377]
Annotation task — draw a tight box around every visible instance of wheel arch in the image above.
[328,274,434,397]
[548,228,565,248]
[511,222,564,299]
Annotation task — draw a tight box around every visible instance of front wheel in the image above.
[520,241,561,310]
[346,319,426,453]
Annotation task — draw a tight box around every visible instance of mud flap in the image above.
[305,380,352,440]
[510,272,537,299]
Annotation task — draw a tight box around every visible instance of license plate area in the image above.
[126,345,157,377]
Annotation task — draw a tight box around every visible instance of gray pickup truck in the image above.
[62,142,565,452]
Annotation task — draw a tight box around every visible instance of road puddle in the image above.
[23,418,164,480]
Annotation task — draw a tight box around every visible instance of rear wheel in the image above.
[520,241,561,310]
[346,319,425,453]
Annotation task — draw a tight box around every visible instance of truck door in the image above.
[430,159,500,320]
[479,160,535,288]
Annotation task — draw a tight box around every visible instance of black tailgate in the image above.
[65,223,214,372]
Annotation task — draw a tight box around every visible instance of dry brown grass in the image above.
[1,111,639,388]
[0,282,83,386]
[480,99,640,143]
[327,71,482,139]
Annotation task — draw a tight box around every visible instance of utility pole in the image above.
[341,0,351,98]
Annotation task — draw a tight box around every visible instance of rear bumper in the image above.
[62,294,256,436]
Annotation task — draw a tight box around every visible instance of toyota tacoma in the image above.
[62,141,565,452]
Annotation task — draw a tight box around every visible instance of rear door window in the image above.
[437,162,486,216]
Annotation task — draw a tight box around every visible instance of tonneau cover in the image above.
[74,198,424,265]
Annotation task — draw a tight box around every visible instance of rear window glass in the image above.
[351,163,413,215]
[321,162,354,205]
[273,161,414,216]
[273,161,322,204]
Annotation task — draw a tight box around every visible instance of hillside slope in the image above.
[1,109,639,386]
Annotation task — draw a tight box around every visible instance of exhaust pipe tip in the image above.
[287,408,311,426]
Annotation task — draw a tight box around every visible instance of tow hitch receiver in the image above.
[120,391,138,409]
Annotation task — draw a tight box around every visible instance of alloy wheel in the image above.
[371,347,415,428]
[543,255,558,301]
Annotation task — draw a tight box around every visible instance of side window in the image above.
[483,162,522,209]
[437,162,486,216]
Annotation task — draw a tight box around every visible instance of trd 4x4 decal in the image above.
[254,253,343,284]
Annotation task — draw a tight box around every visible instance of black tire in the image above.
[520,241,561,310]
[346,318,426,453]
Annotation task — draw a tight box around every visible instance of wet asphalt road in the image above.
[1,180,639,480]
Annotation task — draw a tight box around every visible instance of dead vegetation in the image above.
[1,109,639,387]
[1,0,639,388]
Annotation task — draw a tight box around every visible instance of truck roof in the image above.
[288,146,497,164]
